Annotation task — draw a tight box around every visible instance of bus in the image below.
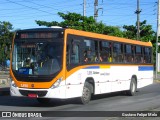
[10,28,153,104]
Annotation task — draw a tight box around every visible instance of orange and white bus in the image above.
[10,28,153,104]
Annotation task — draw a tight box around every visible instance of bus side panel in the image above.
[109,65,153,92]
[64,65,153,98]
[109,66,137,92]
[92,66,112,94]
[65,69,85,98]
[65,65,112,98]
[137,66,153,88]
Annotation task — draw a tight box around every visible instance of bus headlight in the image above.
[50,77,62,89]
[10,77,17,87]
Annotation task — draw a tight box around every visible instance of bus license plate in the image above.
[28,93,38,98]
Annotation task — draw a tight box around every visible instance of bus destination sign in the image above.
[18,32,61,39]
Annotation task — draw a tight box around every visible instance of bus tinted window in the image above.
[124,45,133,63]
[135,46,143,63]
[144,47,151,63]
[12,41,62,75]
[100,41,111,62]
[126,45,131,54]
[84,39,98,63]
[71,42,80,64]
[113,43,123,63]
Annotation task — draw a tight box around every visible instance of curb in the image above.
[154,80,160,83]
[0,78,9,85]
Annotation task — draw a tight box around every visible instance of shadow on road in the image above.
[0,83,159,108]
[0,90,131,108]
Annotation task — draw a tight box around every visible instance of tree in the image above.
[36,12,123,37]
[0,21,13,64]
[123,20,155,42]
[123,20,157,63]
[36,14,156,63]
[104,26,124,37]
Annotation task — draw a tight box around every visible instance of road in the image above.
[0,82,160,120]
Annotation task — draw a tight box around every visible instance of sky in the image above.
[0,0,157,31]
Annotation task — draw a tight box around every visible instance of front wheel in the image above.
[127,78,137,96]
[78,82,92,104]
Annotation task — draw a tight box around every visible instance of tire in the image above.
[78,82,92,104]
[127,77,137,96]
[37,98,51,104]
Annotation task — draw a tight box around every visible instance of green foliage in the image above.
[123,20,156,63]
[123,20,155,42]
[36,12,156,63]
[36,12,156,42]
[0,21,13,63]
[104,26,123,37]
[36,12,123,37]
[123,25,137,39]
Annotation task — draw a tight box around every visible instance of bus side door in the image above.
[65,35,84,98]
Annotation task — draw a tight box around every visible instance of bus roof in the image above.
[16,28,65,33]
[65,29,152,47]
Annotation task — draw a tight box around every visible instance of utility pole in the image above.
[83,0,86,16]
[94,0,98,21]
[94,0,103,22]
[156,0,160,79]
[135,0,141,40]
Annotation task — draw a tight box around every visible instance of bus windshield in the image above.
[12,39,63,75]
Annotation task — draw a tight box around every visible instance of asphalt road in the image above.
[0,82,160,120]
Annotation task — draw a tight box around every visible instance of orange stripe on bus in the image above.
[65,29,152,47]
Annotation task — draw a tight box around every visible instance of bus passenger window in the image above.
[84,49,96,62]
[66,45,70,65]
[125,44,133,63]
[135,46,142,63]
[144,47,151,63]
[100,41,111,62]
[84,51,88,62]
[83,39,97,63]
[71,44,80,64]
[113,43,123,63]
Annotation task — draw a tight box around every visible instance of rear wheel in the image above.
[127,77,137,96]
[78,82,92,104]
[37,98,51,104]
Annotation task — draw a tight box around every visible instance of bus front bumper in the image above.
[10,84,83,99]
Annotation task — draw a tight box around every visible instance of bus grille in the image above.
[19,90,48,97]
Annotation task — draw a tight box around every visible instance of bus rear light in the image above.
[50,77,62,89]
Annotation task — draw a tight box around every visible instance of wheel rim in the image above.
[131,82,136,93]
[82,87,90,102]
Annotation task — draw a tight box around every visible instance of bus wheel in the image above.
[127,77,137,96]
[79,82,92,104]
[37,98,51,104]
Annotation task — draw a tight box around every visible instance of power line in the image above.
[0,0,156,31]
[27,1,61,11]
[5,0,56,15]
[0,0,41,4]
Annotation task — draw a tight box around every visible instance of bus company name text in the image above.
[2,112,42,118]
[122,112,158,117]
